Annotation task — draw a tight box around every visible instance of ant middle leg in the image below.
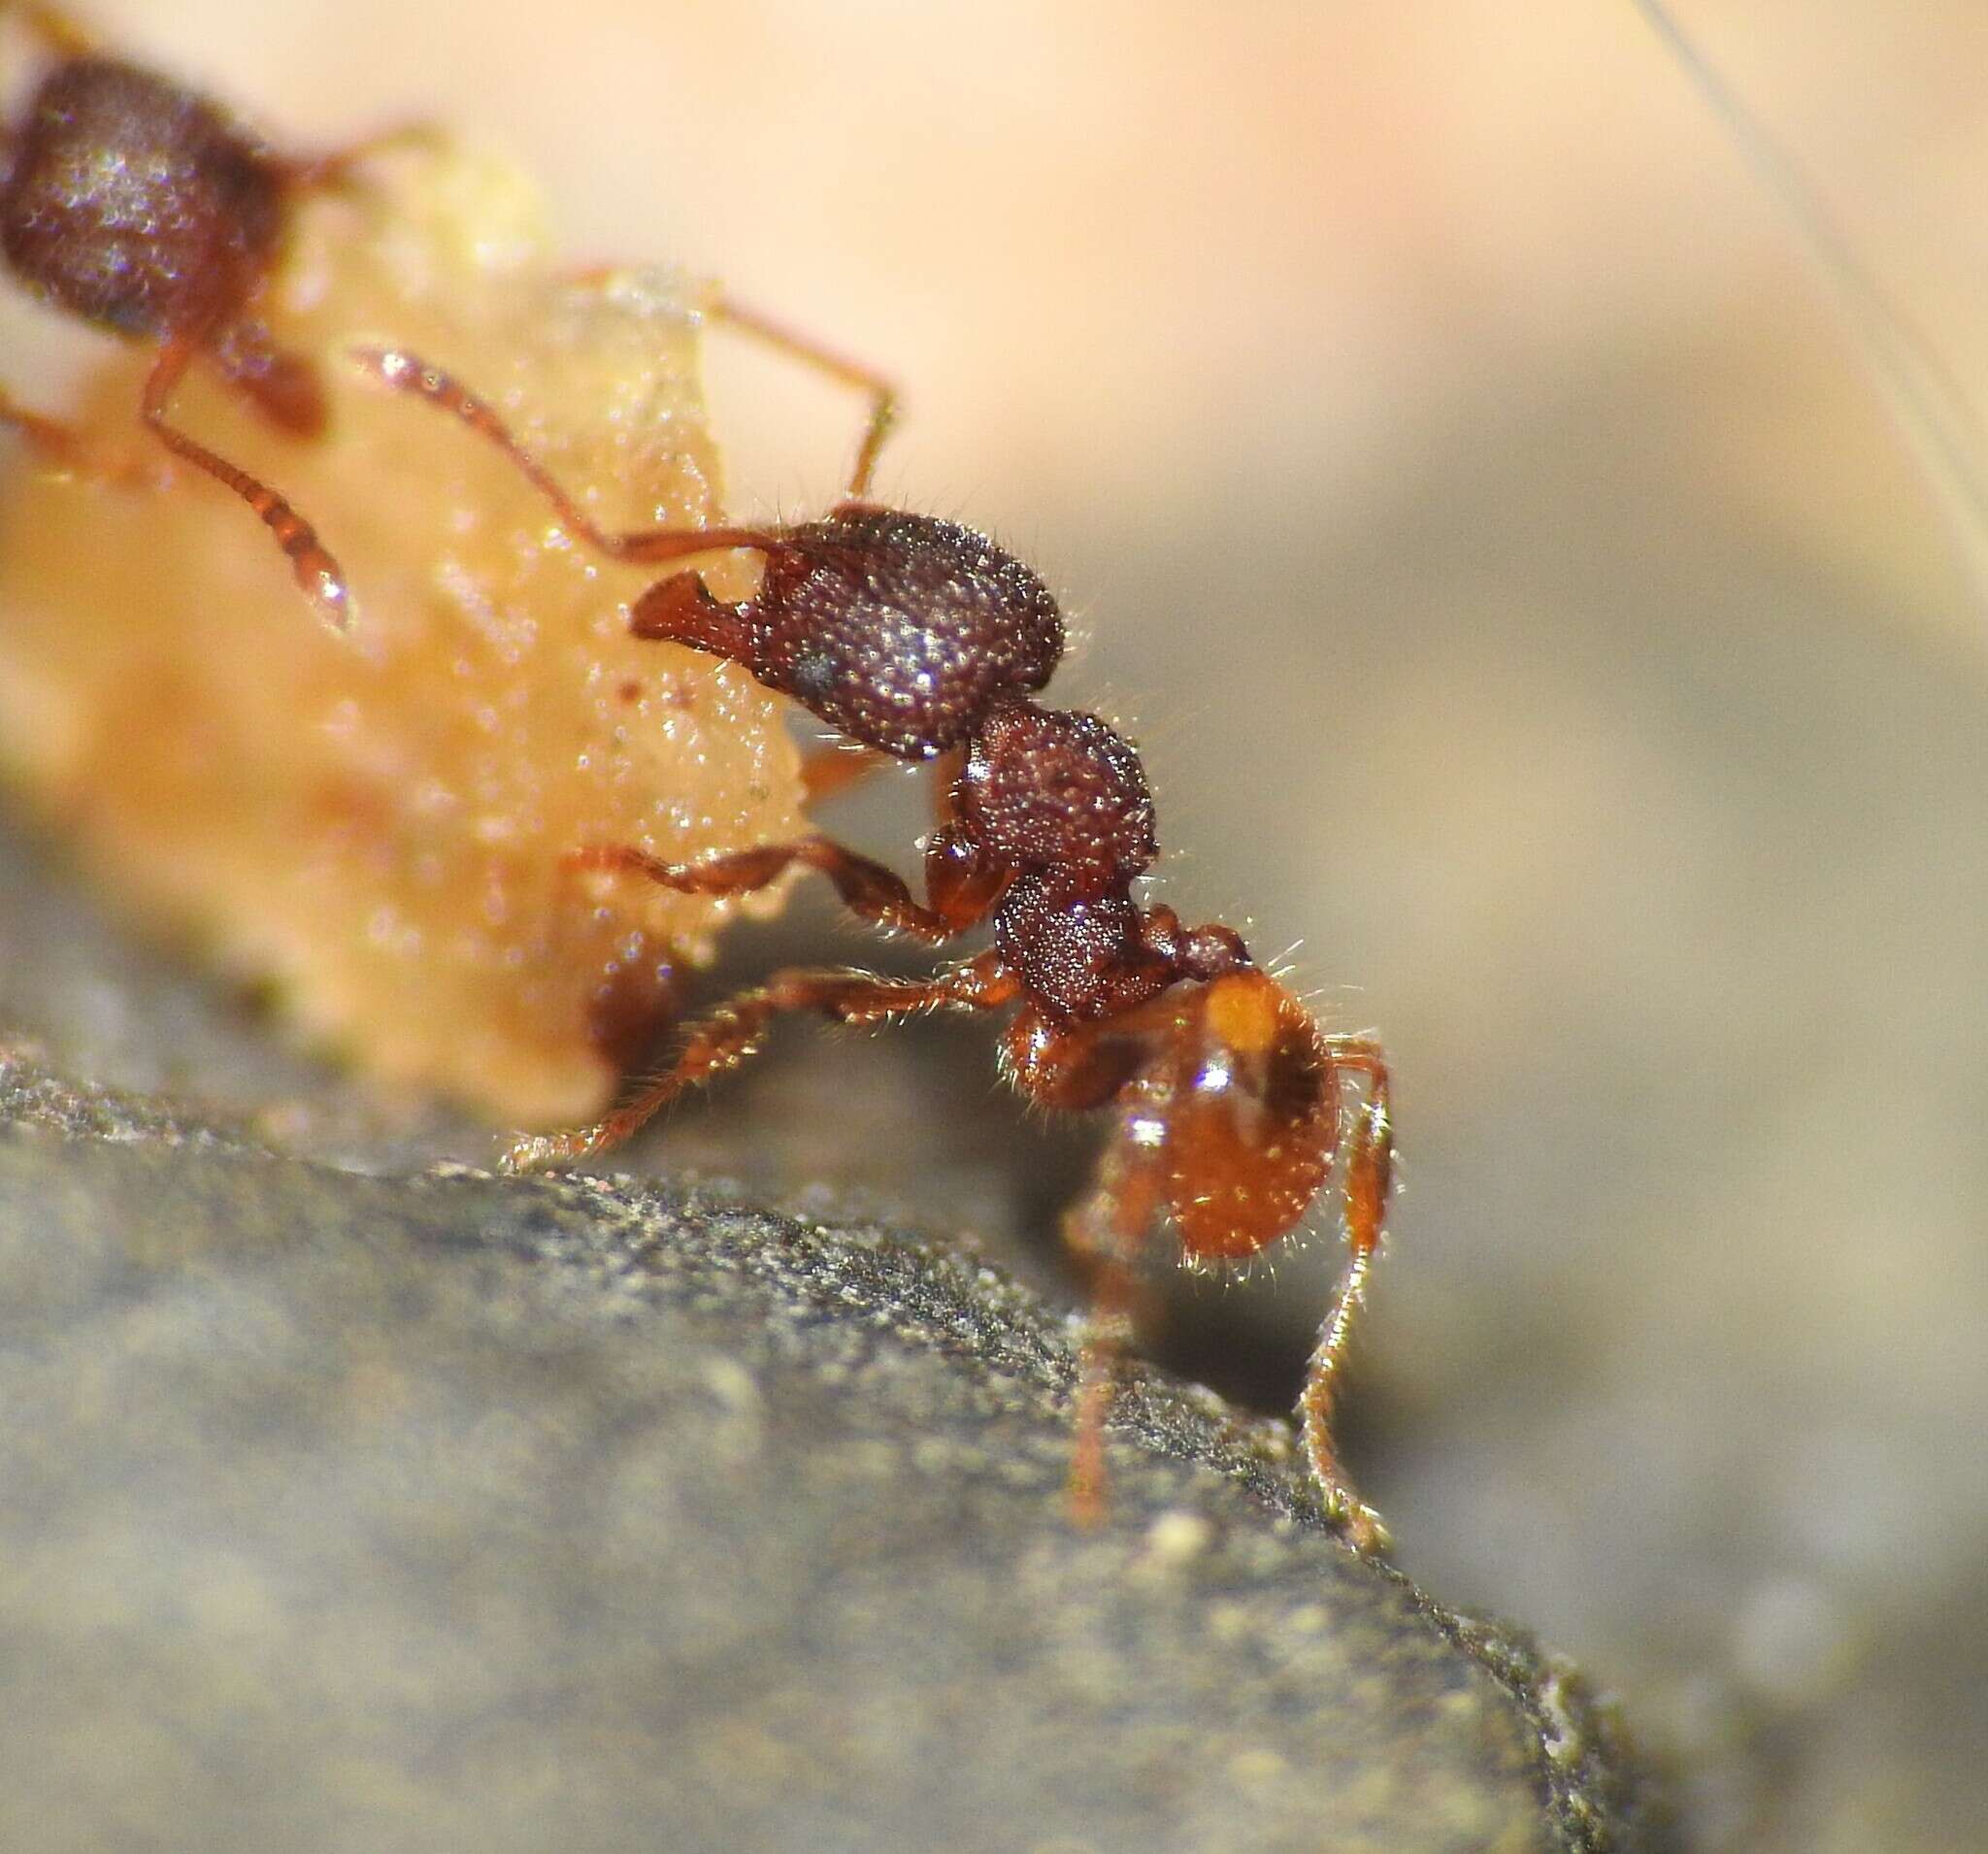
[502,948,1019,1172]
[0,386,140,479]
[1061,1124,1167,1528]
[800,742,894,806]
[1297,1037,1395,1555]
[139,336,353,628]
[208,318,327,438]
[565,834,977,944]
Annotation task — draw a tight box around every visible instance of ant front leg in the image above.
[208,319,327,438]
[350,344,774,570]
[0,386,138,480]
[283,120,444,194]
[1299,1038,1395,1556]
[707,292,900,499]
[502,949,1019,1172]
[139,336,353,628]
[5,3,98,57]
[795,741,959,812]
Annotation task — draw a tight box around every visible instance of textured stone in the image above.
[0,1057,1664,1852]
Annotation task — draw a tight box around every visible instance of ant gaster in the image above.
[0,2,427,625]
[350,326,1398,1554]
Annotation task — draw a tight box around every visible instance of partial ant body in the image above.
[0,2,431,626]
[354,335,1398,1553]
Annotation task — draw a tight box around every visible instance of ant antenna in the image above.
[1623,0,1988,626]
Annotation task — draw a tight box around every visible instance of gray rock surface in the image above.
[0,1051,1664,1852]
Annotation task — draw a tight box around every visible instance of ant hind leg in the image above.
[1060,1126,1167,1527]
[1297,1038,1395,1555]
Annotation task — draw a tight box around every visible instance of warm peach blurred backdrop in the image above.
[7,4,1987,1847]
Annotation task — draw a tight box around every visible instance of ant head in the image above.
[755,506,1064,759]
[1149,969,1339,1263]
[1,57,283,341]
[957,702,1156,888]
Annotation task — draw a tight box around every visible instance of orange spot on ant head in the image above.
[1204,969,1280,1055]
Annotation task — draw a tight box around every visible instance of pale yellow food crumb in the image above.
[0,145,805,1124]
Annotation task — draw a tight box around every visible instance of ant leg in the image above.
[1298,1039,1395,1555]
[139,337,353,629]
[502,948,1018,1172]
[800,743,893,806]
[284,121,445,193]
[565,833,990,943]
[1002,1008,1176,1525]
[7,3,97,57]
[0,387,139,479]
[1062,1116,1167,1528]
[208,319,327,439]
[795,742,963,837]
[349,345,775,567]
[708,293,900,499]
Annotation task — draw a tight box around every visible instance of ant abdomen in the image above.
[1153,970,1341,1263]
[3,57,285,351]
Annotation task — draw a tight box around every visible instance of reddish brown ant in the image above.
[348,328,1397,1553]
[0,2,429,626]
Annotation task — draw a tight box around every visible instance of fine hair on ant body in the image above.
[350,320,1398,1553]
[0,1,431,626]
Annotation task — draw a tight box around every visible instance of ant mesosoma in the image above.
[0,1,430,626]
[348,325,1397,1553]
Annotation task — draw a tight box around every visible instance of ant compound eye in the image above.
[755,509,1064,757]
[959,703,1156,883]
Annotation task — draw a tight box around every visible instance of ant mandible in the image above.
[0,2,431,626]
[349,318,1397,1554]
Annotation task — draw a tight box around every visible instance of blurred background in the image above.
[6,1,1987,1845]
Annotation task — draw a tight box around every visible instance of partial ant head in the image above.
[752,506,1064,759]
[1,56,284,342]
